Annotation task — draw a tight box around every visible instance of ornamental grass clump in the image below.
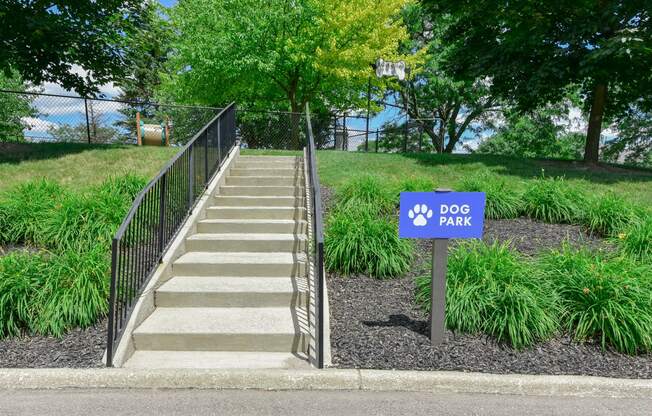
[616,216,652,262]
[584,192,642,237]
[415,241,559,349]
[336,174,396,215]
[325,204,412,278]
[458,172,522,219]
[540,244,652,354]
[521,173,584,223]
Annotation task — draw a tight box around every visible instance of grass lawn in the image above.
[0,143,178,193]
[314,151,652,206]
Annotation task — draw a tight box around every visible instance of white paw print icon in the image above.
[408,204,433,226]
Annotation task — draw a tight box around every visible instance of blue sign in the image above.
[399,192,486,239]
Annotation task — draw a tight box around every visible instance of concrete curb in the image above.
[0,368,650,398]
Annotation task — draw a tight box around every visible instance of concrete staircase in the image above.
[124,155,310,369]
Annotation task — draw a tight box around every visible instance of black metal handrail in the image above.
[106,103,237,367]
[305,103,325,368]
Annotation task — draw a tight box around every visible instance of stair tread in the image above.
[174,251,307,264]
[124,351,310,369]
[199,219,307,224]
[188,233,307,241]
[157,276,308,294]
[133,307,307,335]
[207,206,305,210]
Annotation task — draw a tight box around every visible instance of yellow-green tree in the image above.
[165,0,416,116]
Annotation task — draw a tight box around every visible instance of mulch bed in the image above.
[322,186,652,378]
[0,320,106,368]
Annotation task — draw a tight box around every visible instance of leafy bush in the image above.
[0,179,63,244]
[325,204,412,278]
[616,216,652,261]
[336,174,395,215]
[394,176,436,193]
[0,251,47,336]
[416,241,559,348]
[540,245,652,354]
[521,174,585,223]
[458,172,522,219]
[584,192,641,237]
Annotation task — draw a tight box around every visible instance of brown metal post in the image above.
[136,112,142,146]
[430,187,452,345]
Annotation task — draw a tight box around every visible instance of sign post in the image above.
[399,189,486,345]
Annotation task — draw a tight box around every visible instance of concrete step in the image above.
[205,206,306,220]
[226,176,303,186]
[186,233,308,252]
[124,351,310,369]
[236,161,303,169]
[238,156,301,162]
[220,186,304,197]
[132,307,309,352]
[196,219,308,234]
[172,252,307,277]
[230,168,301,177]
[212,196,305,207]
[155,276,308,307]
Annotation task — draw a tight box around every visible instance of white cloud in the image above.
[21,117,58,134]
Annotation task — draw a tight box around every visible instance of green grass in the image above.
[521,174,585,223]
[584,192,642,237]
[540,245,652,354]
[315,151,652,207]
[415,241,559,349]
[0,142,177,192]
[336,174,396,215]
[616,216,652,261]
[457,171,522,219]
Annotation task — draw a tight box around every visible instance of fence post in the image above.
[158,173,167,257]
[376,129,379,153]
[84,98,91,144]
[204,131,209,183]
[188,145,194,208]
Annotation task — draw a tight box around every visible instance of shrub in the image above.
[33,246,110,336]
[584,192,641,237]
[0,251,47,337]
[416,241,559,348]
[458,172,522,219]
[0,179,63,244]
[395,176,436,193]
[337,174,395,215]
[540,245,652,354]
[325,204,412,278]
[521,174,585,223]
[616,216,652,262]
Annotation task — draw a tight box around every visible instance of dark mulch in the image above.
[0,319,106,368]
[323,185,652,378]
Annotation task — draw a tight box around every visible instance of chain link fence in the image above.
[0,90,221,145]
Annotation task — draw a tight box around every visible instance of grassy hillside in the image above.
[0,143,178,193]
[315,151,652,206]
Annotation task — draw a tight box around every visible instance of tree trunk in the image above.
[584,82,607,164]
[289,96,301,150]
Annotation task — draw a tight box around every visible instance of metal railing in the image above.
[106,103,237,367]
[304,104,325,368]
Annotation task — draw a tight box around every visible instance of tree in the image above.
[116,2,172,136]
[476,107,585,160]
[395,5,499,153]
[602,108,652,167]
[0,1,145,95]
[428,0,652,163]
[0,73,35,142]
[165,0,415,147]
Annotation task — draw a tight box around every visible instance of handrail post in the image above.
[158,173,167,257]
[217,118,222,164]
[188,144,194,208]
[204,131,209,182]
[106,238,119,367]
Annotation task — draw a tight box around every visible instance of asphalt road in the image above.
[1,389,650,416]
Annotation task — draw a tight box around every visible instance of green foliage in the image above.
[521,174,585,223]
[337,175,396,215]
[0,72,35,143]
[0,251,46,337]
[476,107,585,160]
[0,179,64,244]
[415,241,559,348]
[540,246,652,354]
[617,216,652,262]
[0,1,146,95]
[325,205,412,278]
[394,176,436,193]
[458,172,521,219]
[584,192,641,237]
